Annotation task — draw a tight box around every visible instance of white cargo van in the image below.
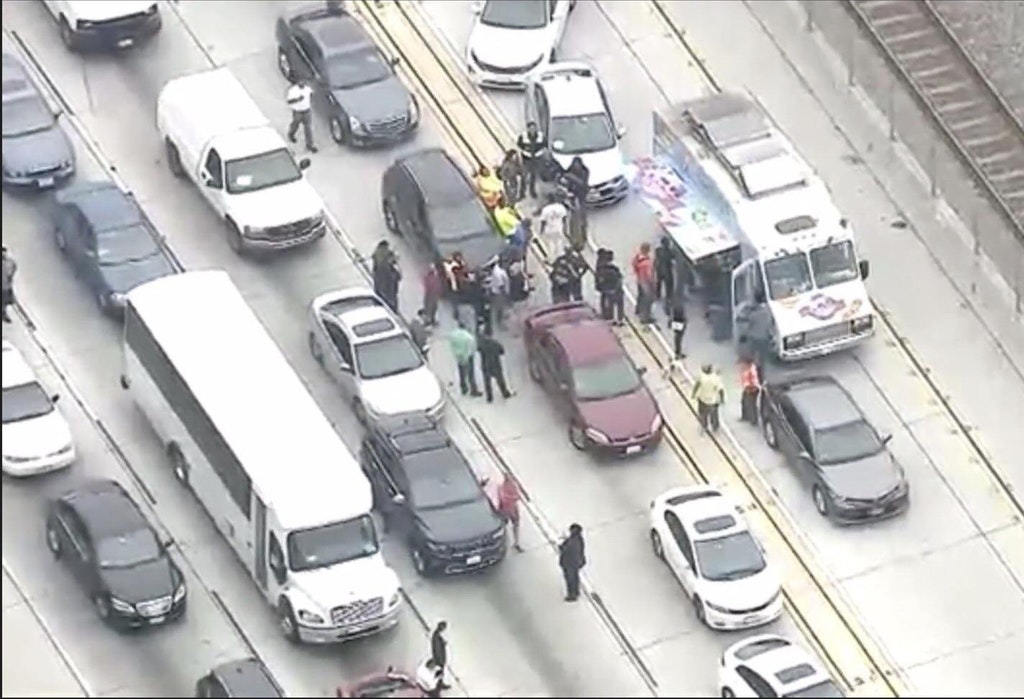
[157,68,327,254]
[121,270,402,644]
[42,1,162,51]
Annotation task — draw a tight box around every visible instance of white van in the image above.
[42,1,162,51]
[157,68,327,254]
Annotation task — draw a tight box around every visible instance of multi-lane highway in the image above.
[2,1,1023,697]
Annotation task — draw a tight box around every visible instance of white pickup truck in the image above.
[42,1,161,51]
[157,68,327,254]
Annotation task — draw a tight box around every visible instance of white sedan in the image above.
[719,634,845,698]
[307,288,444,425]
[466,0,575,89]
[649,485,783,630]
[2,340,76,476]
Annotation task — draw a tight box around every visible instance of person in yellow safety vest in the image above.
[739,355,761,425]
[493,196,521,238]
[474,165,503,210]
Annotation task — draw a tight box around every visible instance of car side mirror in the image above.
[616,124,627,139]
[798,451,813,462]
[163,538,175,549]
[50,393,60,404]
[859,259,870,280]
[389,56,401,67]
[298,157,311,170]
[392,493,407,507]
[637,366,648,376]
[339,361,353,373]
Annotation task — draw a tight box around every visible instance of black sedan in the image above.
[1,52,75,189]
[52,181,177,316]
[45,479,187,629]
[275,4,418,147]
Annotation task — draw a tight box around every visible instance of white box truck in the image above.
[157,68,327,254]
[42,0,162,51]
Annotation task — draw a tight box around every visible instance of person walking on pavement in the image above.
[692,364,726,434]
[474,165,503,210]
[632,243,656,326]
[2,247,17,323]
[654,235,675,312]
[286,79,317,153]
[485,262,510,331]
[408,309,431,357]
[448,323,481,397]
[669,293,687,360]
[422,264,444,327]
[516,120,548,199]
[536,194,568,256]
[430,621,451,690]
[497,474,524,552]
[478,330,514,403]
[565,245,588,302]
[371,241,401,313]
[739,355,762,425]
[549,248,575,304]
[558,523,586,602]
[497,148,525,204]
[594,248,625,325]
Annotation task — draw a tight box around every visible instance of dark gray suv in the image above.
[760,375,909,524]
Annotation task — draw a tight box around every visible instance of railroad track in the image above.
[843,0,1024,236]
[354,1,905,696]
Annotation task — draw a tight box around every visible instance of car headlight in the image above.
[3,454,36,463]
[387,591,401,608]
[585,428,610,444]
[173,583,187,603]
[297,609,325,625]
[109,597,135,613]
[851,315,873,332]
[78,20,94,30]
[650,414,663,433]
[424,540,448,553]
[349,115,362,131]
[704,599,731,614]
[783,333,805,350]
[490,528,505,541]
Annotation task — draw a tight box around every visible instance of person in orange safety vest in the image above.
[739,356,762,425]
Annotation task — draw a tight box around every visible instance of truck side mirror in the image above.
[858,260,870,280]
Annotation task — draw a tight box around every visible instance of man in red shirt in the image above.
[497,475,524,552]
[631,242,656,326]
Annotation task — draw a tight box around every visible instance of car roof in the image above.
[398,149,475,208]
[667,490,748,541]
[212,658,282,697]
[61,480,146,539]
[375,414,452,456]
[782,376,861,431]
[737,637,830,693]
[1,342,37,389]
[538,70,605,117]
[336,306,403,342]
[56,181,142,232]
[550,319,623,365]
[1,52,36,102]
[301,12,373,57]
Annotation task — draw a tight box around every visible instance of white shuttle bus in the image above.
[120,270,401,644]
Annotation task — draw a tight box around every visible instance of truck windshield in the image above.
[764,253,813,301]
[287,515,379,572]
[810,241,859,288]
[224,148,302,194]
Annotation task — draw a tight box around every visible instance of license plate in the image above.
[466,555,482,565]
[742,614,760,625]
[148,615,166,625]
[117,38,134,48]
[38,177,54,187]
[625,445,642,455]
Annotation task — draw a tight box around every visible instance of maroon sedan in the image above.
[336,668,426,698]
[524,302,663,456]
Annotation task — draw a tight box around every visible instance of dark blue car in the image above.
[52,181,177,316]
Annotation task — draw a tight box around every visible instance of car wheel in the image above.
[329,116,349,145]
[692,595,707,626]
[46,524,62,559]
[59,18,76,50]
[568,424,588,451]
[93,594,111,621]
[308,332,324,365]
[225,219,245,255]
[278,599,300,643]
[277,48,293,80]
[165,140,185,178]
[762,416,779,449]
[411,547,431,577]
[353,399,368,426]
[650,530,664,561]
[55,228,67,253]
[721,689,735,698]
[168,446,191,488]
[812,485,830,517]
[382,199,399,234]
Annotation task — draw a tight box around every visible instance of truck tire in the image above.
[165,140,185,178]
[225,219,246,255]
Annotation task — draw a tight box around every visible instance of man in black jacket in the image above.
[430,620,451,690]
[549,250,574,304]
[516,121,548,199]
[594,248,625,325]
[654,235,675,311]
[565,246,588,302]
[478,330,513,403]
[558,523,586,602]
[561,156,590,238]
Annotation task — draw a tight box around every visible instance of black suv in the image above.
[381,148,505,271]
[760,375,909,524]
[44,479,187,629]
[361,414,507,576]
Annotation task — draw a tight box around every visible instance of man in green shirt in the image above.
[448,323,481,397]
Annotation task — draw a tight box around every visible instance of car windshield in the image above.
[355,335,423,380]
[224,148,302,194]
[693,531,766,582]
[810,241,859,288]
[96,529,162,569]
[481,0,549,30]
[1,96,53,137]
[407,452,482,511]
[97,225,159,265]
[287,515,379,572]
[786,680,844,698]
[326,48,392,90]
[572,356,641,402]
[814,421,882,464]
[550,113,616,155]
[1,382,54,424]
[764,252,813,300]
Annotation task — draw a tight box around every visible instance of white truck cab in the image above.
[644,92,874,360]
[42,1,161,51]
[157,68,327,255]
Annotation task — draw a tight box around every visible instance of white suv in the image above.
[524,62,629,206]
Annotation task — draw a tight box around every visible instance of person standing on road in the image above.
[430,621,451,690]
[478,330,514,403]
[692,364,725,434]
[536,194,568,255]
[286,79,317,153]
[497,149,525,204]
[594,248,624,325]
[565,245,588,303]
[562,156,590,234]
[632,242,656,326]
[372,241,401,313]
[739,355,762,425]
[669,293,687,360]
[558,523,586,602]
[422,264,444,327]
[1,247,17,324]
[654,235,675,312]
[408,309,431,357]
[516,120,548,199]
[485,262,510,331]
[549,248,574,304]
[448,323,481,397]
[497,474,524,552]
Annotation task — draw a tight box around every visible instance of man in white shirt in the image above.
[485,263,510,330]
[286,79,317,153]
[536,194,568,257]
